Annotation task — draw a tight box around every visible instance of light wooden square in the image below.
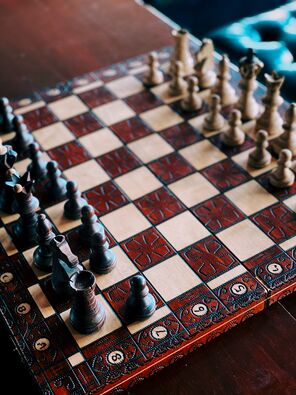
[73,80,103,95]
[169,173,219,207]
[140,105,183,132]
[61,294,122,348]
[0,211,19,225]
[280,236,296,252]
[23,247,51,280]
[127,305,171,334]
[92,100,135,126]
[28,284,55,318]
[100,204,150,242]
[63,160,109,192]
[225,180,278,216]
[115,167,162,200]
[144,255,202,301]
[15,100,45,115]
[151,82,185,104]
[68,352,85,367]
[106,76,144,98]
[207,265,247,289]
[33,122,74,150]
[0,227,17,256]
[48,95,88,120]
[79,128,123,157]
[284,195,296,212]
[232,148,277,177]
[45,201,81,233]
[157,211,210,251]
[179,140,227,170]
[128,134,174,163]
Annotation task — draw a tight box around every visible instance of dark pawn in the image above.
[0,97,14,133]
[46,161,67,200]
[79,205,103,247]
[64,181,87,220]
[27,142,47,182]
[70,270,106,334]
[33,214,56,272]
[0,149,18,213]
[125,275,156,321]
[89,228,116,274]
[12,115,34,155]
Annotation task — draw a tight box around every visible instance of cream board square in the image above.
[106,76,144,98]
[127,305,171,334]
[225,180,278,216]
[115,167,162,200]
[92,100,135,126]
[68,352,85,367]
[79,128,123,157]
[0,227,17,256]
[28,284,55,318]
[157,211,210,251]
[217,219,274,261]
[284,195,296,212]
[151,82,185,104]
[180,140,227,170]
[45,201,81,233]
[100,204,150,242]
[0,211,19,225]
[140,105,183,132]
[128,134,174,163]
[33,122,74,150]
[169,173,219,207]
[232,148,277,177]
[63,160,109,192]
[48,95,88,120]
[144,255,202,301]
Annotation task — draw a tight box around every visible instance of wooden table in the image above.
[1,1,296,394]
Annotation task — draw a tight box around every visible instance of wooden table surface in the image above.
[1,1,296,394]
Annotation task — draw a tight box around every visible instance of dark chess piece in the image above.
[0,97,14,133]
[51,234,83,297]
[33,214,56,272]
[64,181,87,220]
[89,228,116,274]
[46,161,67,200]
[79,205,103,248]
[125,275,156,321]
[70,269,106,334]
[27,142,47,182]
[12,115,34,156]
[0,148,18,213]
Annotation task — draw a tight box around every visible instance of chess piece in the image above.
[70,270,106,334]
[256,71,285,136]
[269,149,295,188]
[79,205,103,248]
[89,228,116,274]
[212,54,237,106]
[203,94,225,132]
[125,275,156,321]
[64,181,87,220]
[248,130,271,169]
[33,214,55,272]
[27,142,47,182]
[12,115,34,156]
[169,61,187,96]
[169,28,194,75]
[0,148,18,213]
[221,109,245,146]
[46,161,67,200]
[51,234,83,297]
[0,97,14,133]
[181,76,203,112]
[0,138,8,155]
[143,52,164,87]
[272,103,296,156]
[194,38,216,89]
[237,48,264,121]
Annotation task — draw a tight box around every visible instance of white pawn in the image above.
[203,94,225,132]
[181,76,203,112]
[212,54,237,106]
[143,52,164,87]
[248,130,271,169]
[222,109,245,146]
[273,103,296,155]
[269,149,295,188]
[169,61,187,97]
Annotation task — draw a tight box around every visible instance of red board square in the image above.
[110,116,152,143]
[97,146,141,178]
[160,122,202,150]
[79,86,116,108]
[48,140,92,170]
[192,195,245,233]
[121,228,175,270]
[125,90,162,113]
[64,112,103,137]
[135,187,186,225]
[23,106,57,131]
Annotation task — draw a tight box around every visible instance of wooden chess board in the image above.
[1,41,296,395]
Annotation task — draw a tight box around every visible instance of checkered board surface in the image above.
[1,42,296,395]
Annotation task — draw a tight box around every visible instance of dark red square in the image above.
[79,86,115,108]
[135,187,186,225]
[83,181,128,216]
[160,122,202,150]
[47,140,92,170]
[125,90,162,113]
[23,106,57,131]
[148,152,195,184]
[121,228,175,270]
[180,235,239,283]
[110,116,152,143]
[201,159,251,192]
[97,146,141,178]
[192,195,245,233]
[64,112,103,137]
